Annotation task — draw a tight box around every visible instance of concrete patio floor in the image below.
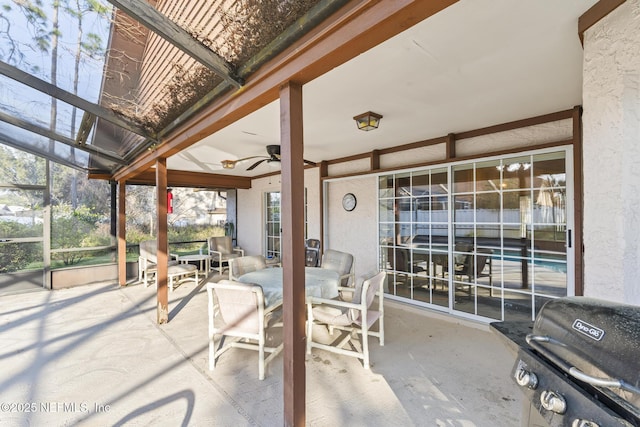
[0,275,522,426]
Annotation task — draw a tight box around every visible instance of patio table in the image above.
[237,267,340,307]
[177,253,212,276]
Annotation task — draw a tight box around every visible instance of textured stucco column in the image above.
[582,0,640,304]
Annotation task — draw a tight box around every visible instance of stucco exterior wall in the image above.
[380,143,446,169]
[237,167,321,257]
[324,176,379,278]
[456,119,573,157]
[582,0,640,304]
[328,158,370,176]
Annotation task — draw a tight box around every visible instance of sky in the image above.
[0,0,112,136]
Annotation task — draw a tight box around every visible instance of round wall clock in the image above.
[342,193,357,211]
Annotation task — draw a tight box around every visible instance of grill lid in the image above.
[529,297,640,419]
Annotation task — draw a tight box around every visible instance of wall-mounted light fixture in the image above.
[353,111,383,131]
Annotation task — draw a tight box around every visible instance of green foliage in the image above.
[0,221,42,273]
[0,219,42,238]
[168,224,223,243]
[126,224,224,246]
[51,203,108,265]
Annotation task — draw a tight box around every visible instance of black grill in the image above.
[492,297,640,427]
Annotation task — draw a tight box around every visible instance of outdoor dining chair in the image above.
[207,236,245,275]
[206,280,283,380]
[306,271,386,369]
[320,249,354,288]
[452,248,493,297]
[138,239,198,291]
[229,255,267,280]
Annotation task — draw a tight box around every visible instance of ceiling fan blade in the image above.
[247,158,268,171]
[220,155,265,169]
[236,155,264,162]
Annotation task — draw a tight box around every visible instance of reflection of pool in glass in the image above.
[500,250,567,274]
[534,260,566,274]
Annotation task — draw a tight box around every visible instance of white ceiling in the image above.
[168,0,597,177]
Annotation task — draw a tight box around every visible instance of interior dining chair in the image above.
[229,255,267,281]
[206,279,283,380]
[306,271,386,369]
[207,236,245,275]
[453,248,493,298]
[320,249,355,288]
[305,239,321,267]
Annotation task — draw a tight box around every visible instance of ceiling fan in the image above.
[221,145,316,171]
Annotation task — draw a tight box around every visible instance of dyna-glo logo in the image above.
[572,319,605,341]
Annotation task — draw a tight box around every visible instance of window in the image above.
[264,190,307,259]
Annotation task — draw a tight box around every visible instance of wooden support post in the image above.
[118,180,127,286]
[371,149,380,170]
[156,158,169,324]
[572,105,583,296]
[446,133,456,159]
[280,81,306,427]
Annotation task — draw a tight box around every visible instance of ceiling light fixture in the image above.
[353,111,383,131]
[221,160,237,169]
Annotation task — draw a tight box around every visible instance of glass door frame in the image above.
[378,146,574,322]
[263,189,308,260]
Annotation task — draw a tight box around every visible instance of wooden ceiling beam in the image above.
[120,169,252,189]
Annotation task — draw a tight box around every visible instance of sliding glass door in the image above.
[380,148,572,321]
[265,192,281,259]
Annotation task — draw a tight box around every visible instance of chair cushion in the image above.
[312,304,351,326]
[168,264,197,275]
[321,250,353,276]
[218,237,233,254]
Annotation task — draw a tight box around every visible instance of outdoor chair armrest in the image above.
[264,300,284,316]
[209,249,223,260]
[339,272,353,282]
[306,296,360,311]
[233,247,245,257]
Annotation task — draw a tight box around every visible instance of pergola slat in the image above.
[106,0,242,88]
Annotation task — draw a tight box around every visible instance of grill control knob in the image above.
[515,367,538,389]
[540,390,567,414]
[572,420,600,427]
